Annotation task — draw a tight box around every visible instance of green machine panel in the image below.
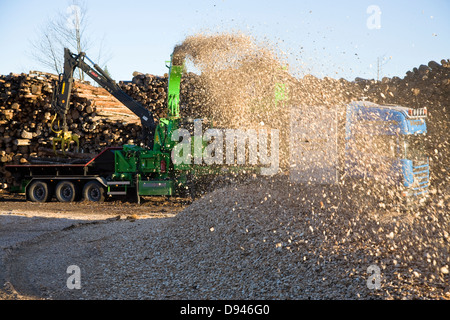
[138,180,174,196]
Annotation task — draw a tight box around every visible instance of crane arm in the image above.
[52,48,156,147]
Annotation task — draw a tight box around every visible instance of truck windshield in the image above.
[403,134,427,161]
[353,134,397,159]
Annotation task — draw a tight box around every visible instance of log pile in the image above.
[0,69,208,188]
[118,71,208,120]
[0,71,142,187]
[119,72,168,121]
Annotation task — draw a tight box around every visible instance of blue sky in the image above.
[0,0,448,81]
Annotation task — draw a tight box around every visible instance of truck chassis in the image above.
[5,147,121,203]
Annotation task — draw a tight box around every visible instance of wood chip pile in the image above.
[162,176,449,299]
[161,175,449,299]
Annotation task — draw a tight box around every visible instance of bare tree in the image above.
[29,0,111,81]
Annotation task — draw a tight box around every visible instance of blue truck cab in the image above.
[344,101,429,207]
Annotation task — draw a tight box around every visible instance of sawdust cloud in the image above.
[171,31,365,173]
[170,31,447,213]
[172,32,293,129]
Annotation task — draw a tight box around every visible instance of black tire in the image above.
[55,180,79,202]
[83,181,106,202]
[28,180,52,203]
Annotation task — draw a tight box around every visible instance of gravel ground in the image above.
[1,176,449,300]
[0,194,184,300]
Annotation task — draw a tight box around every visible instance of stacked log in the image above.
[0,71,141,188]
[0,68,207,188]
[118,71,208,120]
[119,72,168,121]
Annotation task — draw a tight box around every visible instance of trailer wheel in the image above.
[83,181,105,202]
[28,180,52,203]
[55,181,78,202]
